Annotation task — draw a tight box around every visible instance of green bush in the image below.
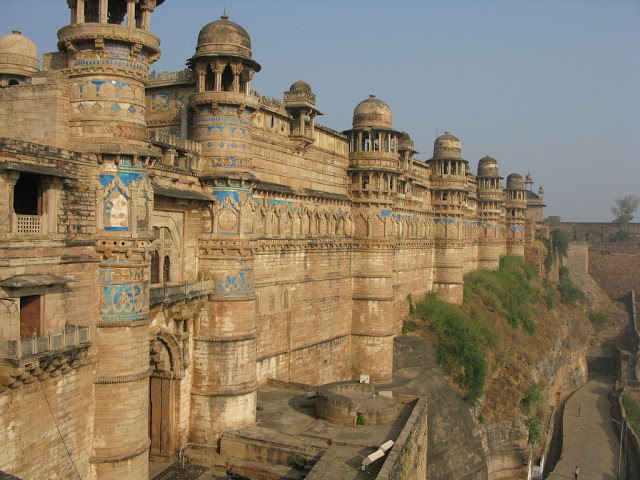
[551,228,570,258]
[356,413,366,427]
[414,292,489,405]
[558,267,582,307]
[525,416,543,446]
[521,382,544,416]
[543,282,555,310]
[536,234,555,273]
[464,256,540,333]
[403,318,416,334]
[291,457,307,471]
[588,312,607,326]
[622,395,640,437]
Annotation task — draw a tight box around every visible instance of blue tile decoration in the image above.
[213,265,254,296]
[99,281,148,321]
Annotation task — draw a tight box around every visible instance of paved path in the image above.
[547,376,619,480]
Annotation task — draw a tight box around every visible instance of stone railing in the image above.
[14,214,42,235]
[149,279,213,306]
[149,130,202,154]
[0,324,90,360]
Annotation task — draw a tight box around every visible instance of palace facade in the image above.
[0,2,544,478]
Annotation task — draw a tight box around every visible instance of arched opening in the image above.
[205,64,216,91]
[221,63,234,92]
[151,250,160,284]
[162,256,170,283]
[107,0,127,24]
[8,79,20,86]
[84,0,99,22]
[362,174,369,189]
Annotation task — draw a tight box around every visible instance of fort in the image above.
[0,2,546,479]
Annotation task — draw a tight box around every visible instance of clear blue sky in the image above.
[2,0,639,222]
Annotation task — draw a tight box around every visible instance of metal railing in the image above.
[0,324,90,360]
[149,279,213,306]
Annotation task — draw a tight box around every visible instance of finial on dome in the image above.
[12,30,21,35]
[221,12,229,20]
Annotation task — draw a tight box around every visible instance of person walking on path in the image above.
[574,465,579,479]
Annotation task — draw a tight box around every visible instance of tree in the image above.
[611,194,640,241]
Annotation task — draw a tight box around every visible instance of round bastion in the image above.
[316,381,399,427]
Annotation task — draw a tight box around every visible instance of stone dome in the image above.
[432,132,462,159]
[194,14,255,63]
[398,132,415,152]
[289,80,312,94]
[506,173,524,189]
[477,155,500,176]
[352,95,392,129]
[525,172,533,183]
[0,30,39,77]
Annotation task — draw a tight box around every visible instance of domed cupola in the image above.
[191,14,260,72]
[477,155,499,177]
[285,80,321,143]
[352,95,392,129]
[432,132,462,159]
[344,95,401,203]
[506,172,524,190]
[0,30,39,85]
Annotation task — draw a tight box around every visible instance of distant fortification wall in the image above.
[545,218,640,300]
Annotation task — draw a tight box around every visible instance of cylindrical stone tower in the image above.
[187,14,261,442]
[427,132,469,304]
[504,173,527,256]
[345,95,402,383]
[476,155,505,270]
[57,1,164,478]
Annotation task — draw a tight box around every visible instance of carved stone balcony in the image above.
[0,325,91,392]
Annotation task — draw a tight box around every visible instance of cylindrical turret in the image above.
[58,2,165,478]
[187,14,259,442]
[476,155,505,269]
[504,172,527,256]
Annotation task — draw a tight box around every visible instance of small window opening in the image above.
[8,79,20,86]
[85,0,99,22]
[108,1,126,24]
[205,65,215,91]
[20,295,41,339]
[14,174,41,215]
[151,250,160,284]
[221,64,234,92]
[270,117,275,128]
[162,256,170,283]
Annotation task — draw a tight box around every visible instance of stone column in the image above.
[127,0,137,27]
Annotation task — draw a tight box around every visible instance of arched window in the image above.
[205,64,215,91]
[162,256,170,283]
[221,64,234,92]
[8,79,20,86]
[151,250,160,284]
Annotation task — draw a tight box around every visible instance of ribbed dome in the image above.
[432,132,461,159]
[506,173,524,189]
[195,14,253,60]
[352,95,392,129]
[289,80,312,94]
[477,155,500,176]
[0,30,39,77]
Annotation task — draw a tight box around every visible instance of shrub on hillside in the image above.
[558,267,582,307]
[464,256,540,333]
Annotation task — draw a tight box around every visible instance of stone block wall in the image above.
[588,243,640,300]
[0,365,96,480]
[376,397,428,480]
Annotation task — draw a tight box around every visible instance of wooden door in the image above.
[20,295,40,339]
